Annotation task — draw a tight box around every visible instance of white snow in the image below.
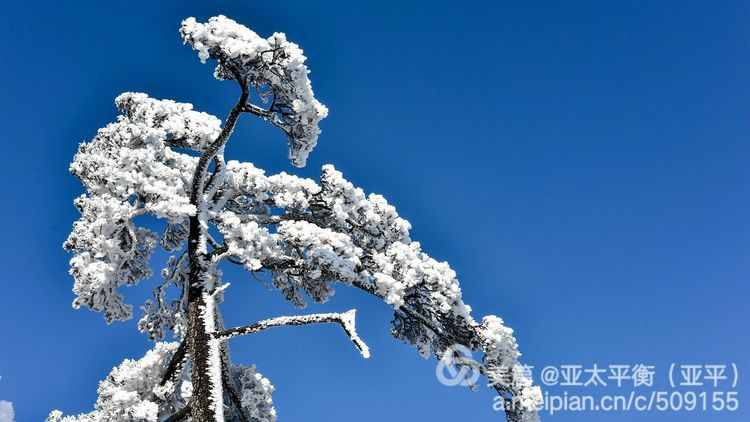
[181,16,328,168]
[0,401,14,422]
[201,293,225,421]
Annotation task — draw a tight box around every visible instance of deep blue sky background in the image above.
[0,1,747,421]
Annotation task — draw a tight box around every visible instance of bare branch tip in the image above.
[340,308,371,359]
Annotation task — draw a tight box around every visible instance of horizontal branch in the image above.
[241,103,292,137]
[214,309,370,358]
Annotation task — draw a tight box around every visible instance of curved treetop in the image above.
[181,15,328,168]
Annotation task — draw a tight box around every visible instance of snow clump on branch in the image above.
[180,15,328,167]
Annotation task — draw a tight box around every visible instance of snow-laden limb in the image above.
[139,252,190,341]
[70,92,213,220]
[64,93,218,322]
[115,92,222,153]
[65,195,159,322]
[225,364,276,422]
[479,317,542,421]
[180,16,328,167]
[47,342,187,422]
[213,162,540,421]
[215,309,370,359]
[46,342,278,422]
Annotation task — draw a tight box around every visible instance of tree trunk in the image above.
[185,79,248,421]
[187,211,225,421]
[188,286,224,421]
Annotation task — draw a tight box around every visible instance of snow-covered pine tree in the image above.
[53,15,541,422]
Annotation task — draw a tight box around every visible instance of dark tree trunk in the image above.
[187,281,221,421]
[186,206,225,421]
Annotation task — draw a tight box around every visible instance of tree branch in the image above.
[241,103,292,137]
[351,279,444,337]
[222,370,249,422]
[160,340,188,387]
[163,136,193,149]
[352,279,527,422]
[187,72,249,263]
[163,403,191,422]
[203,155,225,195]
[214,309,370,358]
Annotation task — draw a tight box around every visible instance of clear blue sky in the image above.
[0,1,747,421]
